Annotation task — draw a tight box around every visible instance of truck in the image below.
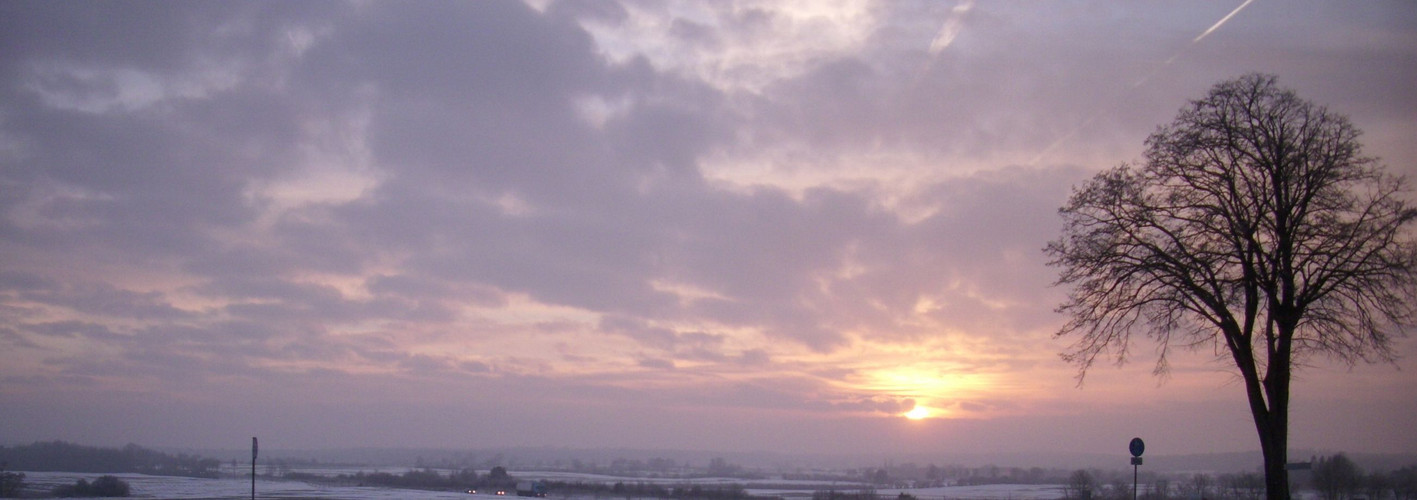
[515,481,546,497]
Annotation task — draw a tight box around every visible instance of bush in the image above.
[52,475,131,497]
[0,472,24,498]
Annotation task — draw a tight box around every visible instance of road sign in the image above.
[1128,437,1145,500]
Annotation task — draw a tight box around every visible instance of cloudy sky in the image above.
[3,0,1415,459]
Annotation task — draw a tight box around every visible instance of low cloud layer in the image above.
[2,0,1415,456]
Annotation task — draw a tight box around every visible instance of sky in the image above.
[2,0,1416,461]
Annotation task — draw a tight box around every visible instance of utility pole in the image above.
[251,437,258,500]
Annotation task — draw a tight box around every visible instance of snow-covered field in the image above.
[817,484,1065,500]
[14,471,473,499]
[13,470,1067,499]
[737,482,1064,499]
[507,471,1065,499]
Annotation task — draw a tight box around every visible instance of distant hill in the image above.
[153,445,1417,476]
[0,441,221,477]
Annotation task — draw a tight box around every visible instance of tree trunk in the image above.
[1237,332,1292,500]
[1244,382,1290,500]
[1259,325,1294,500]
[1260,420,1290,500]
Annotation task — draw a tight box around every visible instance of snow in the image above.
[14,471,474,499]
[744,483,1064,499]
[872,484,1065,500]
[503,471,1065,499]
[13,471,1067,499]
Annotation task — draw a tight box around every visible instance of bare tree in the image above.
[1047,73,1417,500]
[1222,473,1264,500]
[1190,473,1213,500]
[1067,469,1097,500]
[1313,454,1362,500]
[1152,478,1171,500]
[1364,471,1393,500]
[1392,466,1417,500]
[1107,475,1132,500]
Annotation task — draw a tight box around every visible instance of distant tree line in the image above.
[0,441,219,478]
[849,463,1076,489]
[296,466,770,500]
[550,456,764,480]
[541,480,757,500]
[1063,468,1266,500]
[1311,453,1417,500]
[287,465,526,493]
[810,489,881,500]
[1056,454,1417,500]
[292,467,484,490]
[0,472,132,498]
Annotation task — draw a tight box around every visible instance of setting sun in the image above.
[903,405,931,420]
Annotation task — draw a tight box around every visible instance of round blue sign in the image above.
[1129,437,1145,457]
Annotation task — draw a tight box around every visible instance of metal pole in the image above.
[1129,437,1144,500]
[251,437,258,500]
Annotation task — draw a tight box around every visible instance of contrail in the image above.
[1193,0,1256,43]
[1135,0,1257,87]
[1031,0,1258,165]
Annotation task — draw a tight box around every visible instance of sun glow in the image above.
[903,405,931,420]
[861,365,992,396]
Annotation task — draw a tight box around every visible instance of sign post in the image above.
[1129,438,1144,500]
[251,437,258,500]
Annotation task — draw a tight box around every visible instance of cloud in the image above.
[0,0,1414,455]
[928,0,974,54]
[571,0,882,93]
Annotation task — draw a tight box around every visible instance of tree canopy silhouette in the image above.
[1047,73,1417,500]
